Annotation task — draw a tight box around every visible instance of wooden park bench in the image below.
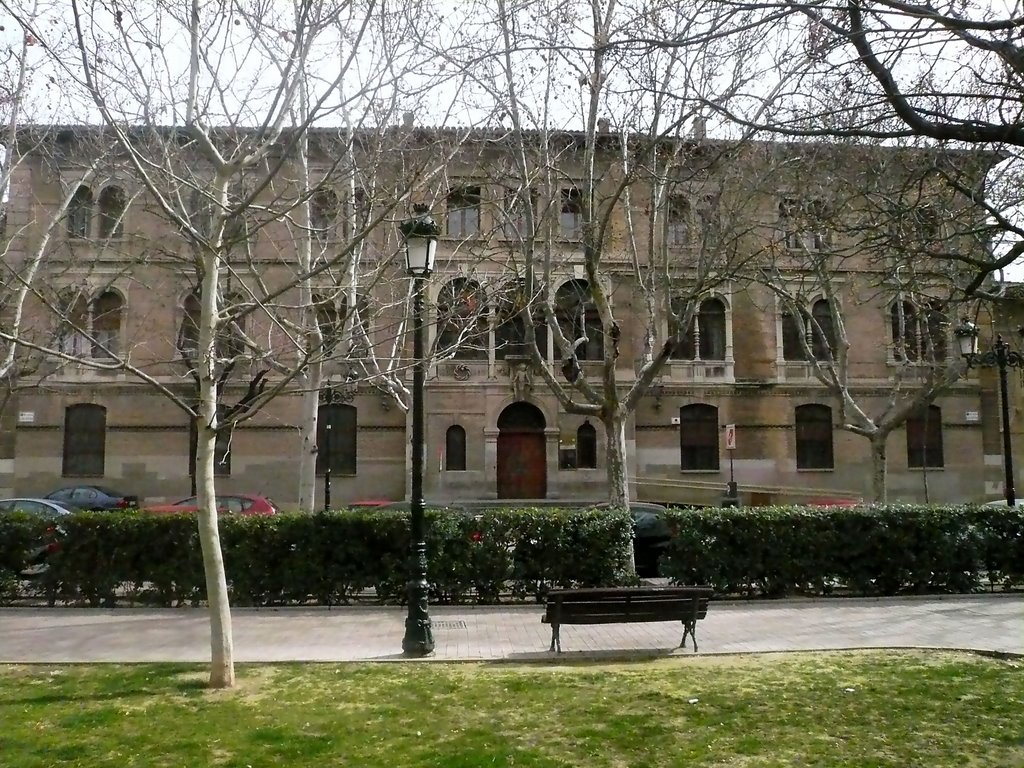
[542,586,713,653]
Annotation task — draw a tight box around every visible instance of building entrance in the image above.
[496,402,547,498]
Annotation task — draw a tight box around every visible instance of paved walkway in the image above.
[1,594,1020,663]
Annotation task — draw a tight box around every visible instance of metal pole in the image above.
[996,336,1016,507]
[403,274,434,655]
[323,422,332,513]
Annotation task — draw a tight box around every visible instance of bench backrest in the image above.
[544,586,712,623]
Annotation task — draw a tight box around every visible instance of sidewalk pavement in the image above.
[0,594,1020,664]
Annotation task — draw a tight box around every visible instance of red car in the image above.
[144,494,279,516]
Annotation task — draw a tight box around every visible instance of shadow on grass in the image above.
[495,647,691,665]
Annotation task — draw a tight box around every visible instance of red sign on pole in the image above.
[725,423,736,451]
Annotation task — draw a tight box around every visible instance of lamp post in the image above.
[399,208,439,656]
[322,422,332,513]
[955,318,1024,506]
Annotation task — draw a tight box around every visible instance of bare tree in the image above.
[421,0,773,507]
[679,0,1019,292]
[0,0,452,688]
[751,143,977,501]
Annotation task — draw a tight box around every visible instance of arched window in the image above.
[342,293,371,357]
[576,421,597,469]
[90,291,123,358]
[67,185,92,239]
[63,403,106,476]
[891,301,920,360]
[810,299,836,361]
[679,404,719,471]
[314,293,341,354]
[97,186,126,238]
[445,425,467,471]
[310,189,339,242]
[891,301,947,362]
[669,297,726,361]
[555,279,602,361]
[795,404,833,469]
[781,311,806,361]
[698,298,726,360]
[669,297,695,360]
[907,405,944,468]
[317,403,357,475]
[56,292,89,356]
[436,279,487,360]
[495,282,547,360]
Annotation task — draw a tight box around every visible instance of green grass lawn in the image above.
[1,651,1021,767]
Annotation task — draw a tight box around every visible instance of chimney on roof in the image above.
[597,118,610,133]
[692,116,706,140]
[402,111,415,130]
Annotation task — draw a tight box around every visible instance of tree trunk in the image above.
[604,412,630,507]
[195,181,234,689]
[194,409,235,689]
[869,434,888,504]
[603,411,636,575]
[296,362,322,513]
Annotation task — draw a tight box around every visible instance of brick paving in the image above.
[0,594,1020,663]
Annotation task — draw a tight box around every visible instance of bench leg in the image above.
[549,624,561,653]
[680,620,698,653]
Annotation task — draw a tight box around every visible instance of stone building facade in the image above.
[0,126,1014,507]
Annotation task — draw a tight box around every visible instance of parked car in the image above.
[0,498,78,577]
[144,494,279,516]
[981,498,1024,508]
[45,485,139,511]
[595,502,672,578]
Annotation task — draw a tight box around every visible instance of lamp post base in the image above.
[402,578,434,656]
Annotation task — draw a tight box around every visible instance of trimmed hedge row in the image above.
[1,507,634,607]
[659,504,1024,597]
[3,503,1020,606]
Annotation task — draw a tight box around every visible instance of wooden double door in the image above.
[496,402,547,499]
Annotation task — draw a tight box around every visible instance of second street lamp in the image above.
[399,208,440,656]
[955,318,1024,506]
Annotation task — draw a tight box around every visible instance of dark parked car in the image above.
[0,498,77,577]
[595,502,672,578]
[45,485,139,511]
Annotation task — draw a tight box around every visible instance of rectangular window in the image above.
[63,404,106,476]
[503,188,535,240]
[680,404,719,471]
[446,186,481,238]
[907,406,944,468]
[795,404,834,469]
[780,198,828,251]
[666,196,690,247]
[560,188,583,240]
[317,403,357,475]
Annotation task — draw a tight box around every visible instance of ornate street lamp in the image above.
[955,318,1024,506]
[399,208,440,656]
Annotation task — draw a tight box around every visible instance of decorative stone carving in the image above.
[509,360,532,401]
[453,363,471,381]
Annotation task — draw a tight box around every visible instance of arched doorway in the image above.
[496,402,547,499]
